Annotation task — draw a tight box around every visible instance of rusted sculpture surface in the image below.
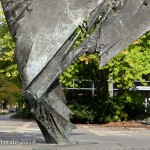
[1,0,150,144]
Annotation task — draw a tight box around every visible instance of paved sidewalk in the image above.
[0,113,14,120]
[0,118,150,150]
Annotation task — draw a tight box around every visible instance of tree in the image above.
[0,6,23,107]
[0,75,21,105]
[59,54,100,87]
[0,6,19,81]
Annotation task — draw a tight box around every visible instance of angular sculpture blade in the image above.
[1,0,104,144]
[2,0,103,87]
[98,0,150,66]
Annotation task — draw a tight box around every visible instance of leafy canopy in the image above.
[0,6,19,79]
[0,5,22,105]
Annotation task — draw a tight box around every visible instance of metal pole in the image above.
[73,79,75,89]
[92,82,95,97]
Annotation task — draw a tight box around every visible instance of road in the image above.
[0,115,150,150]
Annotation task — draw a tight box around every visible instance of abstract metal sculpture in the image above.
[1,0,150,144]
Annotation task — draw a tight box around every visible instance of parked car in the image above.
[9,108,16,113]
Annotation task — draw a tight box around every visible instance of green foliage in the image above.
[59,54,99,88]
[0,6,23,106]
[119,91,146,120]
[72,25,86,50]
[67,91,147,123]
[99,91,146,122]
[68,100,95,123]
[0,8,18,79]
[0,75,21,105]
[67,94,126,123]
[96,97,124,122]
